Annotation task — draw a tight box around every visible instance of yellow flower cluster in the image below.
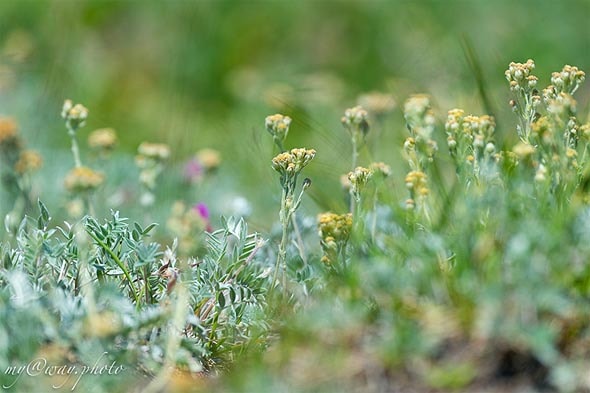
[341,105,369,128]
[318,212,353,242]
[445,109,496,169]
[546,92,577,117]
[445,109,464,135]
[404,94,432,120]
[137,142,170,161]
[531,116,553,144]
[369,162,391,178]
[512,142,536,159]
[61,99,89,129]
[405,170,429,196]
[0,117,18,146]
[505,59,538,93]
[88,128,117,151]
[403,95,437,166]
[265,113,292,141]
[196,148,221,171]
[318,212,352,265]
[14,150,42,174]
[550,65,585,95]
[348,166,373,196]
[64,166,104,193]
[271,148,316,175]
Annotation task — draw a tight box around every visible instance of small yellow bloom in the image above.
[271,148,315,175]
[566,147,577,158]
[196,148,221,170]
[14,149,42,174]
[137,142,170,161]
[88,128,117,151]
[405,170,429,196]
[512,142,536,159]
[369,162,392,178]
[64,166,104,193]
[0,117,18,145]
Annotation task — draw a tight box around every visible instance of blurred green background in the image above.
[0,0,588,228]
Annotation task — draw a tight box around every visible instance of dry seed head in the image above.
[14,149,42,174]
[88,128,117,151]
[64,166,104,193]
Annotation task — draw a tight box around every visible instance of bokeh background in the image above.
[0,0,588,228]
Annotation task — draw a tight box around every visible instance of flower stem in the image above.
[68,126,82,168]
[273,187,289,289]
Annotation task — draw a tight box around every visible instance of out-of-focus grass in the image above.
[1,2,588,216]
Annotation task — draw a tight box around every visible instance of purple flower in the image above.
[193,202,212,231]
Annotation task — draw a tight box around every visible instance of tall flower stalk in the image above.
[61,99,88,168]
[271,147,315,288]
[61,100,103,216]
[341,106,369,213]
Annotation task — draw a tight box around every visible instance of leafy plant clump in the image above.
[1,60,590,393]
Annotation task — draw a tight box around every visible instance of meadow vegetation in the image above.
[0,2,589,392]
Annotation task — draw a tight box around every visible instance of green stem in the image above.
[351,133,358,171]
[350,135,358,214]
[86,230,141,307]
[273,187,290,289]
[144,265,151,304]
[68,127,82,168]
